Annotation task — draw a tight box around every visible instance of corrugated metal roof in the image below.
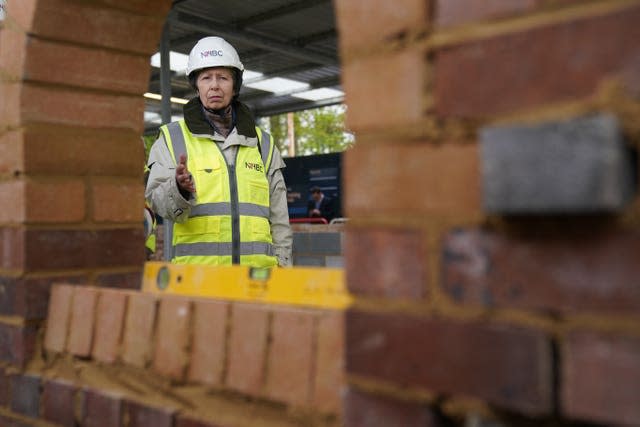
[145,0,341,133]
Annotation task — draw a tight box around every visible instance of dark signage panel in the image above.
[282,152,342,219]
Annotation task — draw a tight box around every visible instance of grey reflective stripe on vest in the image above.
[190,202,269,218]
[166,122,187,160]
[174,241,273,257]
[258,129,271,168]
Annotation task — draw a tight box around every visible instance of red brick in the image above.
[433,4,640,118]
[44,284,75,353]
[20,124,144,177]
[24,228,145,271]
[346,309,553,415]
[345,227,428,299]
[0,323,37,366]
[0,83,20,128]
[95,271,142,290]
[313,310,344,414]
[42,379,77,427]
[67,286,99,357]
[0,227,25,271]
[0,130,23,175]
[25,0,165,55]
[3,179,84,223]
[435,0,536,28]
[562,331,640,426]
[342,48,425,132]
[21,84,145,132]
[0,368,10,407]
[124,400,175,427]
[122,292,157,368]
[226,303,270,396]
[334,0,429,53]
[0,25,27,80]
[188,299,229,387]
[344,387,442,427]
[24,38,151,95]
[265,307,315,406]
[92,289,128,363]
[442,228,640,315]
[344,141,481,216]
[81,387,123,427]
[176,415,226,427]
[95,0,172,15]
[10,373,41,418]
[153,296,192,380]
[92,180,144,223]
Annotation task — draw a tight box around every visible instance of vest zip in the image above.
[228,149,241,264]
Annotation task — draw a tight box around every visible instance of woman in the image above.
[145,36,292,267]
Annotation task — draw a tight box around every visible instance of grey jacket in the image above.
[145,99,292,267]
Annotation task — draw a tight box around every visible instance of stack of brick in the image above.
[336,0,640,426]
[0,284,343,426]
[291,224,345,267]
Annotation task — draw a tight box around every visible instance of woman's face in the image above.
[196,67,235,110]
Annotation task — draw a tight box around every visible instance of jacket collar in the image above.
[183,97,258,139]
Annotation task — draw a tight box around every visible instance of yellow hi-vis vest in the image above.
[160,120,277,267]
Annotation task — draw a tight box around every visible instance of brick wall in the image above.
[336,0,640,426]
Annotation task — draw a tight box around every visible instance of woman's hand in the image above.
[176,153,195,193]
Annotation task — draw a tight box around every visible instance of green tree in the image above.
[261,105,354,156]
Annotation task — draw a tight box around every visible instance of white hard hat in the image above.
[186,36,244,77]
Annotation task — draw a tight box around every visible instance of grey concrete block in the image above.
[292,232,342,255]
[293,256,326,266]
[325,256,344,268]
[481,114,635,214]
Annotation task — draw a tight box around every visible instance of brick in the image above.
[342,48,425,132]
[435,0,536,28]
[42,379,77,427]
[21,124,144,177]
[562,331,640,426]
[0,24,27,80]
[124,400,175,427]
[81,387,123,427]
[344,142,481,216]
[0,83,20,128]
[188,299,229,387]
[0,322,37,366]
[265,308,315,406]
[226,303,270,396]
[10,373,41,418]
[92,179,144,223]
[345,227,428,299]
[96,270,142,290]
[0,179,86,223]
[25,0,165,55]
[92,289,128,363]
[67,286,99,357]
[346,310,553,415]
[481,114,634,213]
[24,228,145,271]
[344,387,442,427]
[44,284,75,353]
[0,368,10,407]
[21,84,145,132]
[0,130,23,176]
[176,414,226,427]
[94,0,172,15]
[442,227,640,315]
[0,227,25,270]
[153,296,191,380]
[122,292,157,368]
[24,38,151,95]
[313,310,344,414]
[334,0,429,53]
[1,275,86,320]
[434,4,640,118]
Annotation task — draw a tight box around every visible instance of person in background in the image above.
[145,36,292,267]
[307,186,336,222]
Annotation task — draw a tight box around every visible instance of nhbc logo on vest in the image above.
[0,0,6,22]
[200,50,223,58]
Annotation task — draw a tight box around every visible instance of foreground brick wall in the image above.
[0,284,343,426]
[0,0,170,367]
[336,0,640,426]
